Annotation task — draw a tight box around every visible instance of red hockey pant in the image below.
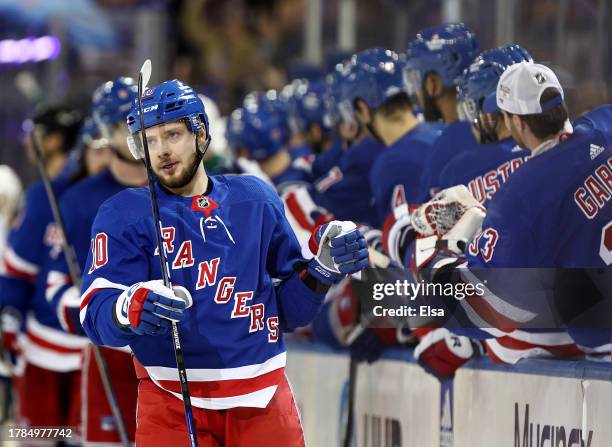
[135,374,305,447]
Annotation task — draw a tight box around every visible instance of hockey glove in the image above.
[306,221,369,285]
[57,286,85,336]
[114,280,193,336]
[414,328,484,380]
[411,185,485,275]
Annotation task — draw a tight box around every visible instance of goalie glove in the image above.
[114,280,193,336]
[306,221,369,285]
[411,185,486,272]
[414,328,484,380]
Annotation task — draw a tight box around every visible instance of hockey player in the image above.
[387,62,611,377]
[80,79,369,446]
[402,23,481,200]
[438,45,533,206]
[0,104,85,433]
[394,45,533,378]
[288,78,335,155]
[307,65,354,179]
[339,49,443,225]
[46,77,145,445]
[0,165,22,382]
[226,91,313,190]
[77,116,113,177]
[282,49,393,241]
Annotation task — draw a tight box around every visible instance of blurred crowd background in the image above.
[0,0,610,184]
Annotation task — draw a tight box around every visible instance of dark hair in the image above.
[519,87,568,139]
[377,92,413,118]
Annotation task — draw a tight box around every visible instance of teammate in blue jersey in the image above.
[0,104,85,430]
[80,79,368,445]
[438,45,533,206]
[403,45,533,378]
[402,23,482,200]
[290,78,335,155]
[387,62,611,378]
[282,49,398,242]
[46,77,146,445]
[226,91,313,190]
[328,47,443,224]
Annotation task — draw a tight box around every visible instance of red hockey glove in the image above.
[414,328,484,380]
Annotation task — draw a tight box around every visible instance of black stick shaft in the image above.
[137,72,199,447]
[343,356,358,447]
[30,134,130,447]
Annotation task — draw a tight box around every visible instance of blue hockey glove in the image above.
[306,221,369,285]
[114,280,192,336]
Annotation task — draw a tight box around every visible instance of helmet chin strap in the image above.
[184,133,211,186]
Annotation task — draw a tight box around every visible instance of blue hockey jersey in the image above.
[80,174,325,409]
[46,169,126,334]
[283,136,385,240]
[418,121,478,201]
[0,175,89,372]
[454,106,612,360]
[438,137,530,206]
[310,136,345,180]
[369,122,443,225]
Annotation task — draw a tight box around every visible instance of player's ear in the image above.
[197,124,208,145]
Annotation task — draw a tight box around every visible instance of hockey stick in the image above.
[29,133,130,447]
[343,356,357,447]
[137,59,199,447]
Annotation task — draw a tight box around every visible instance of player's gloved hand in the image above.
[57,286,86,336]
[114,280,193,336]
[410,185,486,274]
[413,328,484,380]
[306,221,369,285]
[357,224,383,253]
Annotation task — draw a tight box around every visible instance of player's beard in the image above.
[422,91,443,122]
[156,150,201,189]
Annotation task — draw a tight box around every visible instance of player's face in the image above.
[84,144,111,175]
[109,124,132,160]
[145,121,199,188]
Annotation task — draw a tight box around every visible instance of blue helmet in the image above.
[288,79,333,133]
[78,116,104,148]
[226,107,246,153]
[404,23,480,96]
[126,79,209,160]
[325,59,353,124]
[92,77,137,137]
[227,92,288,162]
[296,80,332,131]
[337,47,405,120]
[457,44,533,123]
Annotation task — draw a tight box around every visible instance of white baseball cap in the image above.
[485,61,564,115]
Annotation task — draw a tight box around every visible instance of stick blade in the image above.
[140,59,152,90]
